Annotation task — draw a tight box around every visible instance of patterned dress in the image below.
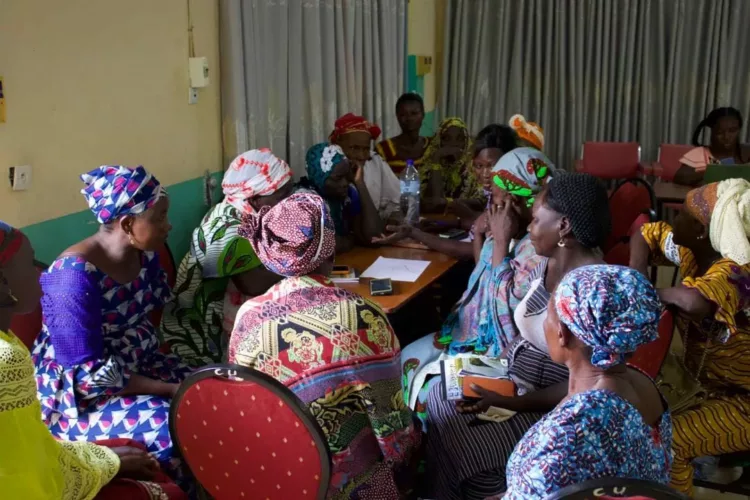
[161,200,264,366]
[228,275,420,499]
[641,221,750,494]
[504,389,672,500]
[32,253,192,486]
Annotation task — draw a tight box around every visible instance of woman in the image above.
[32,166,192,488]
[1,222,186,499]
[228,193,420,499]
[509,114,545,151]
[374,123,519,260]
[330,112,402,221]
[420,117,483,213]
[376,92,431,175]
[629,179,750,495]
[674,107,749,186]
[502,265,670,499]
[161,148,293,366]
[301,142,383,253]
[426,173,612,500]
[401,148,554,423]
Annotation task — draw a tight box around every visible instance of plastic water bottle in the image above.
[400,160,420,225]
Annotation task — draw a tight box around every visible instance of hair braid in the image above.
[691,107,743,147]
[545,172,611,248]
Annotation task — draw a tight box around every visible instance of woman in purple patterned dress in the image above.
[501,265,671,500]
[32,166,192,489]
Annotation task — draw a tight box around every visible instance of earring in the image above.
[697,234,707,240]
[128,233,136,246]
[0,283,18,307]
[557,239,566,248]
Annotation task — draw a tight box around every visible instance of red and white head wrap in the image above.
[328,113,382,143]
[222,148,293,215]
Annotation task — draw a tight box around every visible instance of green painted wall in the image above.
[22,172,223,265]
[406,55,436,137]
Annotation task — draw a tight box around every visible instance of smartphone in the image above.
[439,228,468,240]
[331,265,350,276]
[369,278,393,296]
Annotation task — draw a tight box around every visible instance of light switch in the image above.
[9,165,31,191]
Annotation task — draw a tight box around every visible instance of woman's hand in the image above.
[112,447,160,481]
[488,202,518,246]
[473,212,490,236]
[372,224,413,245]
[456,385,514,414]
[352,161,366,185]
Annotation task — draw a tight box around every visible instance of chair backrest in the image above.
[581,142,641,179]
[604,178,655,252]
[628,310,674,380]
[603,212,652,266]
[150,242,176,327]
[10,261,47,349]
[657,144,693,182]
[546,477,690,499]
[170,364,331,500]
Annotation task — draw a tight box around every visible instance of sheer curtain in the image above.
[439,0,750,167]
[220,0,406,176]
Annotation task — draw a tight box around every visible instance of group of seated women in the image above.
[3,95,750,500]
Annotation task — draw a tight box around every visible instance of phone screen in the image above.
[370,278,392,294]
[332,265,350,273]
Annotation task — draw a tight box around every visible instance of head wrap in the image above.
[491,147,554,206]
[222,148,293,215]
[545,172,611,249]
[421,117,478,199]
[305,143,347,193]
[685,179,750,265]
[329,113,382,143]
[509,114,545,150]
[81,166,165,224]
[239,192,336,277]
[554,265,661,369]
[0,221,23,266]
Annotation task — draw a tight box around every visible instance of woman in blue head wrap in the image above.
[32,166,193,494]
[503,265,671,500]
[302,143,383,253]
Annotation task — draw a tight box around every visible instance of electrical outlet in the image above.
[9,165,31,191]
[189,87,198,105]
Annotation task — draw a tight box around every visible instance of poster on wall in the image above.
[0,77,5,123]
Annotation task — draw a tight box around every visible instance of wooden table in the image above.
[653,181,691,203]
[335,246,458,314]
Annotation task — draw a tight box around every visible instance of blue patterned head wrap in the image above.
[81,166,165,224]
[304,143,347,193]
[554,265,661,369]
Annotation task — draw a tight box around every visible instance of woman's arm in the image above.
[457,381,567,414]
[422,170,448,213]
[628,229,651,277]
[371,225,473,259]
[352,168,384,245]
[231,267,282,297]
[118,373,179,399]
[658,285,714,321]
[673,164,705,186]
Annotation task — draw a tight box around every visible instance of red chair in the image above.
[629,310,674,380]
[10,260,47,349]
[170,364,331,500]
[604,178,655,254]
[575,142,642,180]
[646,143,693,182]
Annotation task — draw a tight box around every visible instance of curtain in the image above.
[439,0,750,167]
[220,0,406,177]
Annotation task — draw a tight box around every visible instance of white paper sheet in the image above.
[360,257,431,282]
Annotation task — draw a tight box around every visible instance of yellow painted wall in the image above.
[407,0,444,113]
[0,0,222,228]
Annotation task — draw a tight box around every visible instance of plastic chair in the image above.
[629,310,674,380]
[546,477,689,499]
[575,142,643,180]
[9,260,47,348]
[170,364,331,500]
[604,178,655,254]
[645,144,693,182]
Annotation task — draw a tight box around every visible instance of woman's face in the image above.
[323,160,351,199]
[250,181,294,212]
[672,209,706,248]
[528,192,564,258]
[396,101,424,134]
[3,237,42,315]
[128,197,172,251]
[336,131,372,167]
[711,116,741,153]
[473,148,504,190]
[441,126,468,151]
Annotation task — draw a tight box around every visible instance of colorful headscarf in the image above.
[685,179,750,265]
[509,114,545,150]
[421,117,479,200]
[81,166,164,224]
[554,265,661,369]
[0,221,23,266]
[492,147,554,206]
[239,192,336,277]
[222,148,293,215]
[305,143,347,193]
[329,113,382,143]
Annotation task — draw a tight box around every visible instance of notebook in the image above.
[703,164,750,183]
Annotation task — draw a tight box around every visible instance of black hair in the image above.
[473,124,518,158]
[395,92,424,113]
[544,172,611,249]
[691,107,743,147]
